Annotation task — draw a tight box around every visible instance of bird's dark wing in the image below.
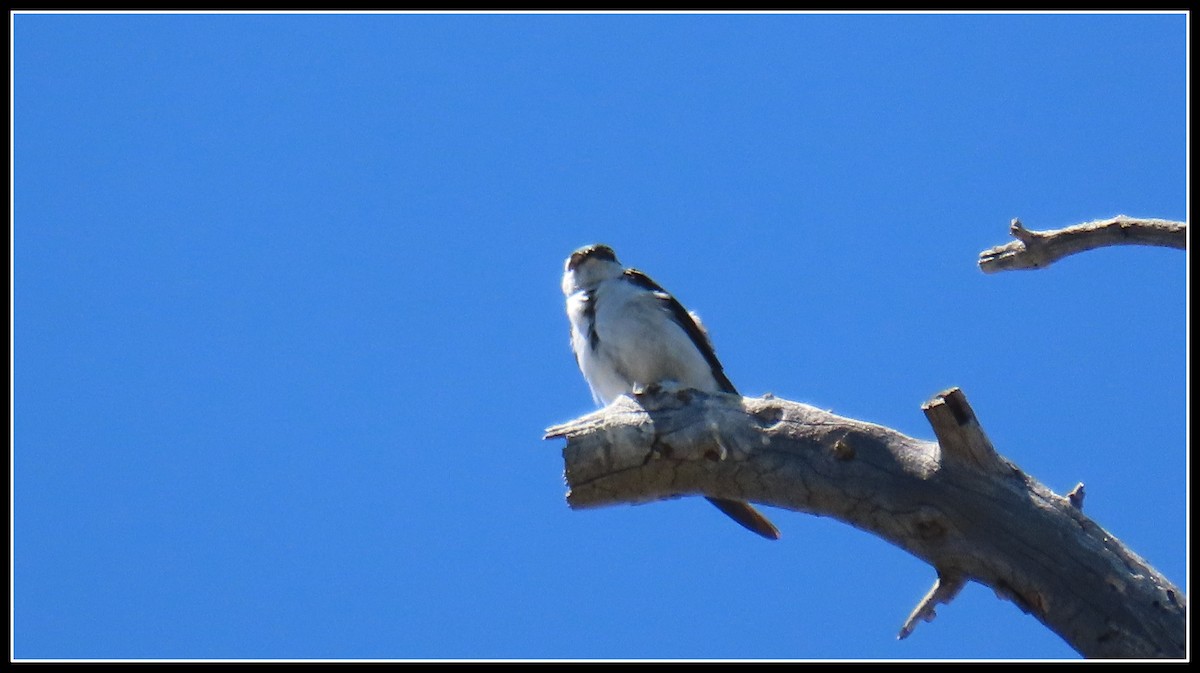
[622,268,737,395]
[622,269,778,541]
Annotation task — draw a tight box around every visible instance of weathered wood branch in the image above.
[545,387,1186,659]
[978,215,1186,273]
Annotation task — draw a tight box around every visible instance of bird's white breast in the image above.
[570,276,720,405]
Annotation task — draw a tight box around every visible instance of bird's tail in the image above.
[705,497,780,540]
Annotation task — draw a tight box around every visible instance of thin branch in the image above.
[978,215,1186,274]
[545,388,1186,659]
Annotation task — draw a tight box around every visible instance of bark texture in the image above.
[978,215,1186,273]
[545,387,1186,659]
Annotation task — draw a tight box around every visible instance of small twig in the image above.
[898,571,967,640]
[978,215,1185,274]
[1067,483,1086,510]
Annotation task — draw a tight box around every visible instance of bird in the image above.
[561,243,780,540]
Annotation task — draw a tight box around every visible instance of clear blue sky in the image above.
[13,11,1187,661]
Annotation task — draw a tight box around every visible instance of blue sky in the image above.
[12,11,1187,661]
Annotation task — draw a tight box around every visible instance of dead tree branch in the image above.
[978,215,1186,273]
[545,387,1186,659]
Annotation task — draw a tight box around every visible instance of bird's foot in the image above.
[632,380,687,397]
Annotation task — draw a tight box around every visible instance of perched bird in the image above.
[561,243,780,540]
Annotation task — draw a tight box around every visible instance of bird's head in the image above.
[562,244,623,294]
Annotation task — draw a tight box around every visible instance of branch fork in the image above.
[545,387,1186,658]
